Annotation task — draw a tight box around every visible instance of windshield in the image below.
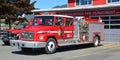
[33,16,54,26]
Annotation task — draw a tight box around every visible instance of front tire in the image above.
[45,38,56,54]
[2,37,10,45]
[3,41,10,45]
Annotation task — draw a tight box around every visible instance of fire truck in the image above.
[10,15,104,54]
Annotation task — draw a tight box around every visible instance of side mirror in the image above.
[29,18,33,26]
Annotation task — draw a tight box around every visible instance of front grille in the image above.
[0,32,7,37]
[21,32,34,40]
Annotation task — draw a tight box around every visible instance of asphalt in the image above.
[0,40,120,60]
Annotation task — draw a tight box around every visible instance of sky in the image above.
[30,0,67,9]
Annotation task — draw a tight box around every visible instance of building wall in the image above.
[93,0,106,6]
[68,0,107,8]
[68,0,75,8]
[67,0,120,42]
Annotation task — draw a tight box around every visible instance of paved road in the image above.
[0,41,120,60]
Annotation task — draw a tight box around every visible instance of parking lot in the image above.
[0,40,120,60]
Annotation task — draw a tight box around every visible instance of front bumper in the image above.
[10,40,46,48]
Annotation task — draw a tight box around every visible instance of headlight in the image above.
[39,36,44,40]
[21,32,34,40]
[29,32,34,39]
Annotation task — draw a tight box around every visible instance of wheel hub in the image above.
[48,42,55,51]
[95,38,99,46]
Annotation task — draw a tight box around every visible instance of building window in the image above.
[110,16,120,29]
[108,0,120,3]
[91,17,99,19]
[76,0,79,6]
[76,0,92,6]
[90,16,120,29]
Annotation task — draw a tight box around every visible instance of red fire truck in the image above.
[10,15,104,54]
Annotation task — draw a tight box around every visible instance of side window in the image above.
[45,19,53,26]
[34,18,43,25]
[66,18,72,26]
[56,17,64,26]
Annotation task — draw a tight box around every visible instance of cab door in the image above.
[63,18,74,39]
[55,17,65,39]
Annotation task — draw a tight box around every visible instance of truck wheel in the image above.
[3,41,10,45]
[45,38,56,54]
[2,37,10,45]
[93,37,100,47]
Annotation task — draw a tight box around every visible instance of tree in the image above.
[0,0,36,18]
[0,0,36,29]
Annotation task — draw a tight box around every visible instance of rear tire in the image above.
[45,38,56,54]
[93,37,100,47]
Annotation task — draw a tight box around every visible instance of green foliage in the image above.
[0,0,36,29]
[0,0,35,18]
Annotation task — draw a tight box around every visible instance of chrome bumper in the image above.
[10,40,46,48]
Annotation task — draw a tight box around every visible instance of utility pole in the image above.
[0,17,1,31]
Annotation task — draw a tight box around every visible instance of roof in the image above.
[35,15,74,18]
[32,4,120,12]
